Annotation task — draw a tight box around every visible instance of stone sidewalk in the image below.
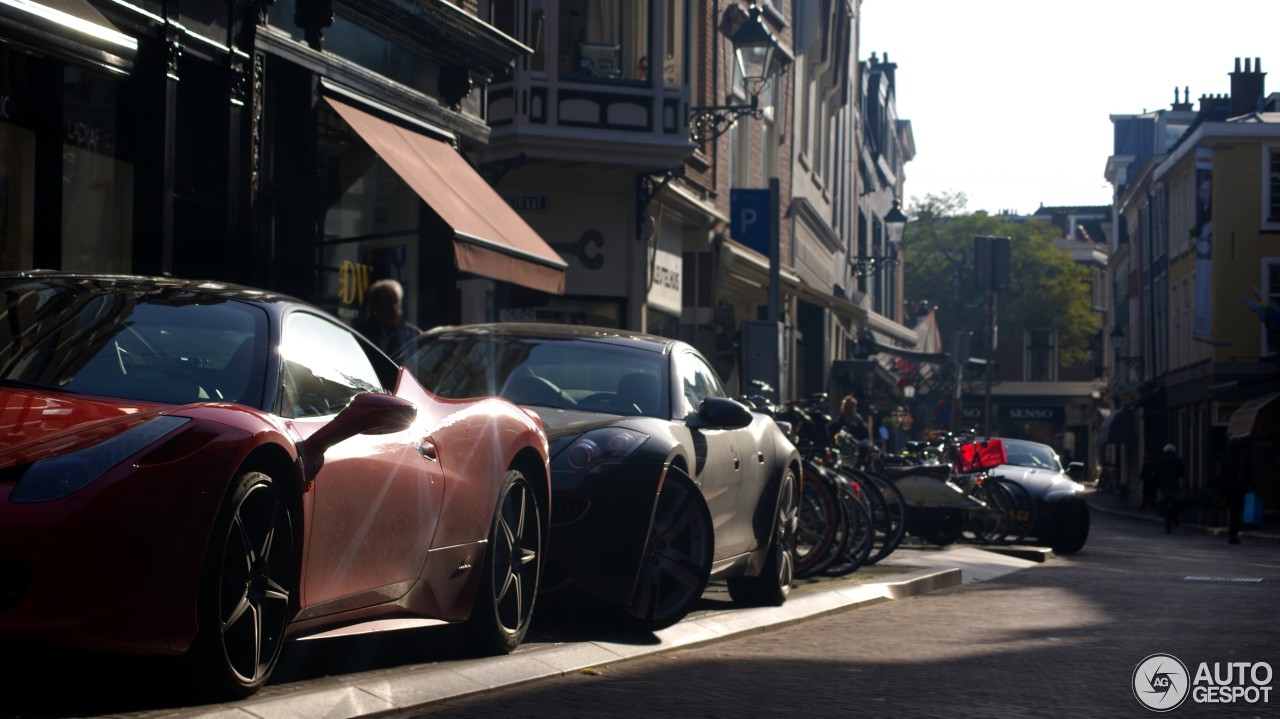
[126,546,1040,719]
[1083,487,1280,543]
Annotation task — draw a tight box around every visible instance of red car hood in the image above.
[0,387,172,468]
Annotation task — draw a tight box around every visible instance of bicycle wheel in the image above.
[861,470,907,563]
[794,463,846,579]
[965,480,1014,545]
[993,478,1036,545]
[821,476,874,577]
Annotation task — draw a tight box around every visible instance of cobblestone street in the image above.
[414,508,1280,718]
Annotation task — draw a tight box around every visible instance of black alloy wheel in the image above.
[194,471,295,699]
[728,468,798,606]
[466,469,543,654]
[626,469,713,631]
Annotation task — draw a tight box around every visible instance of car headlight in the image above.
[11,415,191,503]
[554,428,648,473]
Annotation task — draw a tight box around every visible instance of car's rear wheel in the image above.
[728,467,798,606]
[191,470,295,700]
[626,469,712,631]
[464,469,543,654]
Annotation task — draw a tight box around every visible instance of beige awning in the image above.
[326,97,566,295]
[1228,391,1280,439]
[792,281,866,324]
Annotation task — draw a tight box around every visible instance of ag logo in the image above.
[1134,653,1190,712]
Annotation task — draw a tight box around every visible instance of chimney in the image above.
[1171,86,1193,111]
[1230,56,1266,117]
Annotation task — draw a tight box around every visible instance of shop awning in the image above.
[1099,407,1136,445]
[1228,391,1280,440]
[793,282,867,325]
[0,0,136,75]
[325,97,567,295]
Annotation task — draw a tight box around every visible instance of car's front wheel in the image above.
[1050,497,1090,554]
[625,469,712,631]
[191,470,295,700]
[728,467,798,606]
[465,469,543,654]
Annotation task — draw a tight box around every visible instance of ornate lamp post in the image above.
[688,4,784,143]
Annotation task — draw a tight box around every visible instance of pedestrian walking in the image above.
[1219,437,1253,545]
[1153,444,1185,534]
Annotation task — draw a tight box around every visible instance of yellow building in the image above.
[1151,103,1280,513]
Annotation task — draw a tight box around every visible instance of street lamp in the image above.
[852,199,909,278]
[688,4,783,143]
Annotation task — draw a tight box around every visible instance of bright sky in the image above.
[859,0,1280,215]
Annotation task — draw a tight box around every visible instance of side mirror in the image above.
[694,397,754,429]
[305,392,417,457]
[1066,461,1085,481]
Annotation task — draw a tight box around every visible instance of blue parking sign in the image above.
[731,189,771,257]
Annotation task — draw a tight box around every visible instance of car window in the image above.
[4,285,270,407]
[280,312,383,418]
[674,349,724,417]
[402,334,668,417]
[1002,441,1062,471]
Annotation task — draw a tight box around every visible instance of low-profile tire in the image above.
[464,469,543,655]
[625,470,712,632]
[1050,498,1090,555]
[728,468,798,606]
[190,470,295,700]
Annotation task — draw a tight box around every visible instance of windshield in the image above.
[0,280,269,407]
[401,334,669,418]
[1000,440,1063,472]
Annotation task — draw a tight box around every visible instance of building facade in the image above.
[1,0,566,330]
[1106,57,1279,517]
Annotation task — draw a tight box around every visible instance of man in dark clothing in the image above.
[1153,444,1185,534]
[826,395,869,444]
[1220,437,1252,545]
[355,278,422,357]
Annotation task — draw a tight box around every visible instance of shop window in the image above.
[61,67,131,273]
[558,0,650,82]
[315,104,420,328]
[0,122,35,270]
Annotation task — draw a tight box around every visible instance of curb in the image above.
[980,545,1055,563]
[130,550,1024,719]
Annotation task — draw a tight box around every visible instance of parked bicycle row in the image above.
[740,391,1092,580]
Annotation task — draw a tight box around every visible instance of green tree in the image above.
[904,192,1098,366]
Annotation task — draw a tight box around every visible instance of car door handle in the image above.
[757,451,765,464]
[419,438,438,461]
[734,456,741,470]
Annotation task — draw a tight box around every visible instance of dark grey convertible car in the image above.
[987,438,1091,554]
[397,323,801,630]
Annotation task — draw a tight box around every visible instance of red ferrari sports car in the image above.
[0,272,550,698]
